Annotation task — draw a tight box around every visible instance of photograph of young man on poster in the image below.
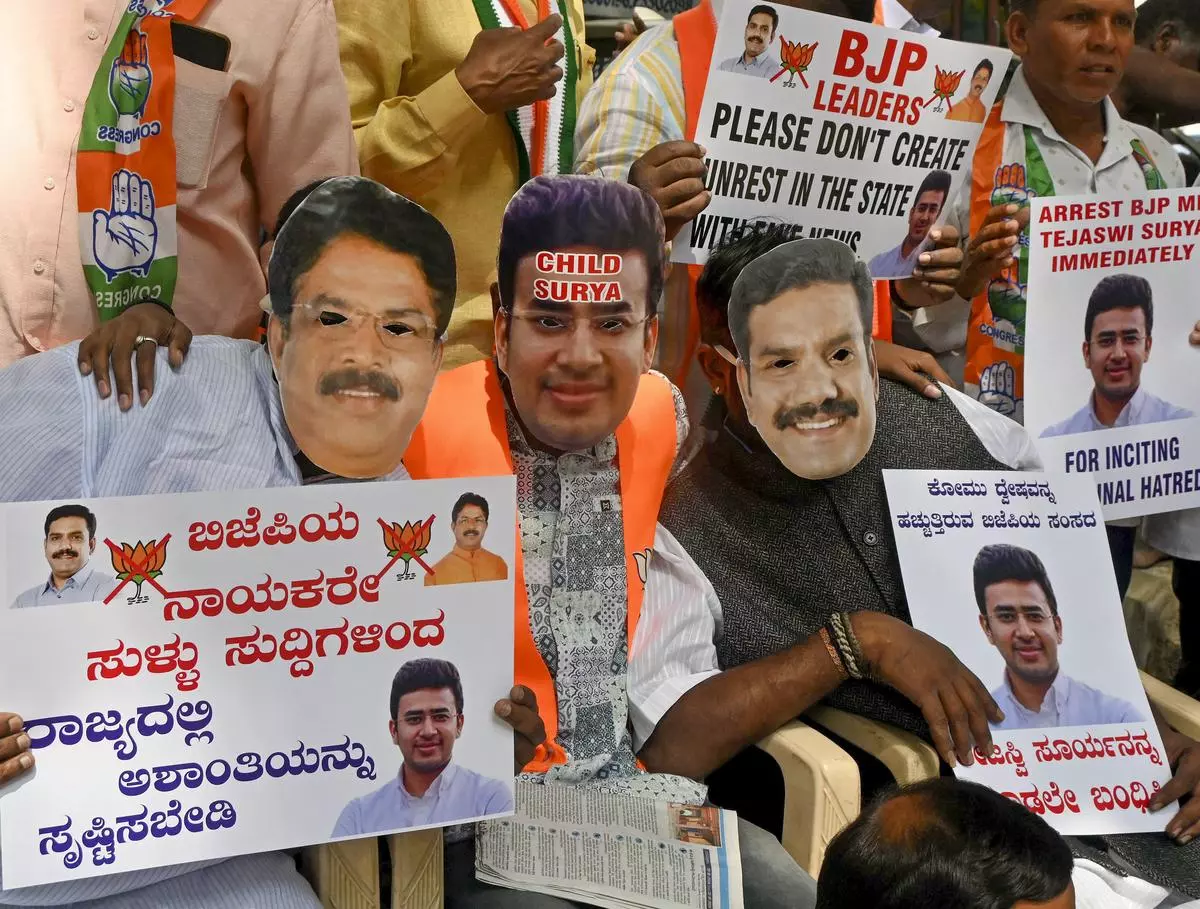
[10,505,117,609]
[332,658,512,837]
[974,543,1144,730]
[866,171,951,280]
[1040,274,1194,438]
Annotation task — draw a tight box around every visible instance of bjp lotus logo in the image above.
[111,538,167,603]
[379,516,435,581]
[770,37,818,88]
[928,66,965,112]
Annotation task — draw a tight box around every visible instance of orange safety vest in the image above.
[403,360,678,772]
[674,1,893,345]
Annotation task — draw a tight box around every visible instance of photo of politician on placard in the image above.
[425,493,509,586]
[884,469,1172,836]
[1040,275,1193,438]
[10,505,118,609]
[332,658,513,837]
[866,170,951,280]
[973,543,1144,730]
[945,59,994,124]
[1025,187,1200,520]
[717,3,778,78]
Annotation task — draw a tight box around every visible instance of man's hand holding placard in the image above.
[628,141,711,241]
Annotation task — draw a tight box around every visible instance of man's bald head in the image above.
[816,779,1074,909]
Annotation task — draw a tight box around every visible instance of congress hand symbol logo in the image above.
[92,170,159,282]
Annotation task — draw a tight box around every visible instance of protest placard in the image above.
[671,1,1009,275]
[1025,188,1200,520]
[883,469,1172,835]
[0,477,516,889]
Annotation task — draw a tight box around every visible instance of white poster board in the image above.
[1025,189,1200,519]
[0,478,516,888]
[672,2,1009,275]
[884,469,1172,835]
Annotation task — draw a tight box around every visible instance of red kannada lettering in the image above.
[1000,783,1080,816]
[1091,780,1161,813]
[224,610,446,678]
[1032,731,1163,767]
[163,566,383,622]
[973,741,1029,778]
[86,634,200,692]
[188,505,359,553]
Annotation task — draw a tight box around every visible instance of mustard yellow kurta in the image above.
[424,546,510,586]
[336,0,595,369]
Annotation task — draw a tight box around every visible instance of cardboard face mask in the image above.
[493,175,665,453]
[266,177,453,479]
[728,239,879,480]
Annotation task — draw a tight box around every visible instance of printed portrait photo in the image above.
[945,58,995,124]
[717,4,779,78]
[866,170,951,280]
[332,658,514,838]
[10,504,118,609]
[424,493,509,587]
[1040,274,1194,439]
[970,543,1144,731]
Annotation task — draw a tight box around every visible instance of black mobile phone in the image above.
[171,20,231,72]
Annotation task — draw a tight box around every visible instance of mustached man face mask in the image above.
[727,238,879,480]
[266,177,453,479]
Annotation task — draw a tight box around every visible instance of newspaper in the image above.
[476,782,744,909]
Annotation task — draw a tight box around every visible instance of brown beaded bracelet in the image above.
[818,626,849,681]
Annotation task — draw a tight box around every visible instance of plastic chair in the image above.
[806,705,940,785]
[302,828,443,909]
[1141,670,1200,741]
[755,720,862,875]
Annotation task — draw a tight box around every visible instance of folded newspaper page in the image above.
[476,782,744,909]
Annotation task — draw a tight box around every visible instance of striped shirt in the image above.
[574,20,687,180]
[0,338,409,503]
[0,338,406,907]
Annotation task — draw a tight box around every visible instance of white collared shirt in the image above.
[1040,386,1195,438]
[989,670,1145,731]
[911,66,1185,359]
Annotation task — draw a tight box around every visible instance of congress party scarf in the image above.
[77,0,211,320]
[470,0,578,183]
[964,109,1166,418]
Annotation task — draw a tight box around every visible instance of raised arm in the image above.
[336,0,564,199]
